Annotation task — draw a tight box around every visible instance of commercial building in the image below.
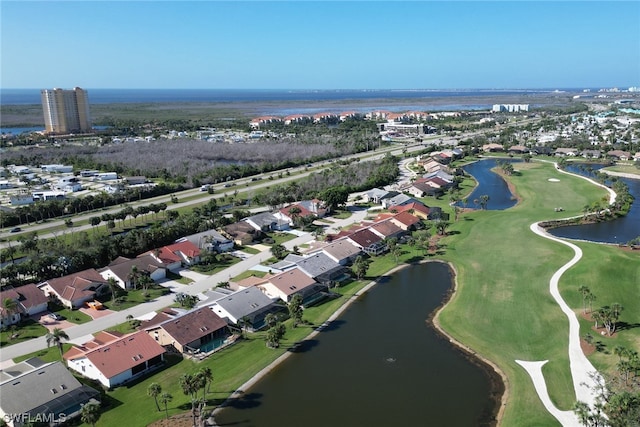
[41,87,92,134]
[492,104,529,113]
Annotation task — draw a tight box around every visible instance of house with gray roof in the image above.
[0,358,100,427]
[284,252,349,285]
[244,212,290,232]
[381,193,419,209]
[363,188,391,204]
[184,230,234,253]
[205,287,283,331]
[99,255,166,290]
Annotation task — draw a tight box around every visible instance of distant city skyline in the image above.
[1,1,638,90]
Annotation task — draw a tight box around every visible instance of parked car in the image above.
[48,313,64,321]
[10,227,21,233]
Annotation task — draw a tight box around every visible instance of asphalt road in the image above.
[0,206,369,363]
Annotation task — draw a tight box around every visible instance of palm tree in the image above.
[287,206,302,228]
[80,402,101,427]
[199,367,213,403]
[479,194,490,210]
[160,392,173,420]
[573,401,590,426]
[585,292,596,314]
[46,327,69,360]
[352,255,369,280]
[2,298,18,324]
[288,294,304,327]
[107,277,120,304]
[179,373,200,426]
[148,382,162,411]
[578,285,590,314]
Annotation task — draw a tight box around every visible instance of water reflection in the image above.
[549,163,640,244]
[215,263,498,427]
[459,158,520,210]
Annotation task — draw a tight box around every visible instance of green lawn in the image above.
[13,159,637,426]
[602,163,640,175]
[14,343,73,363]
[102,286,171,311]
[0,319,49,347]
[50,306,93,324]
[436,160,639,426]
[266,232,297,246]
[190,256,242,274]
[231,270,268,282]
[330,209,352,220]
[87,275,374,427]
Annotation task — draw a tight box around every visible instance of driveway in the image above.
[79,307,116,320]
[178,269,209,282]
[34,311,76,331]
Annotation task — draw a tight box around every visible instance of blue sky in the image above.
[1,1,638,89]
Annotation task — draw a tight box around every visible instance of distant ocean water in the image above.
[0,88,575,106]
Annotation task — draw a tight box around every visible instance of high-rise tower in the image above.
[41,87,92,134]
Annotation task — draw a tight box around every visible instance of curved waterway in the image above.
[215,263,499,426]
[548,163,640,244]
[459,158,519,210]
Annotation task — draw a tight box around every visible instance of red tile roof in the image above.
[390,211,422,228]
[65,331,165,379]
[389,202,430,216]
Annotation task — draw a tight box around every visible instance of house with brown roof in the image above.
[346,228,388,256]
[316,239,362,266]
[222,221,263,246]
[369,220,404,240]
[508,145,529,154]
[64,331,166,388]
[38,269,109,309]
[98,255,167,290]
[482,143,504,152]
[146,308,229,355]
[606,150,632,161]
[0,284,48,327]
[258,268,326,305]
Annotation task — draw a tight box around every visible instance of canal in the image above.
[215,263,499,426]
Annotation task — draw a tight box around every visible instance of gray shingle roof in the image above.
[0,359,99,416]
[211,287,276,321]
[291,252,344,279]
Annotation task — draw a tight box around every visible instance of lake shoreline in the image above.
[211,259,506,427]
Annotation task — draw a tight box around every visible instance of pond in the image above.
[458,158,520,210]
[214,263,499,427]
[548,163,640,244]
